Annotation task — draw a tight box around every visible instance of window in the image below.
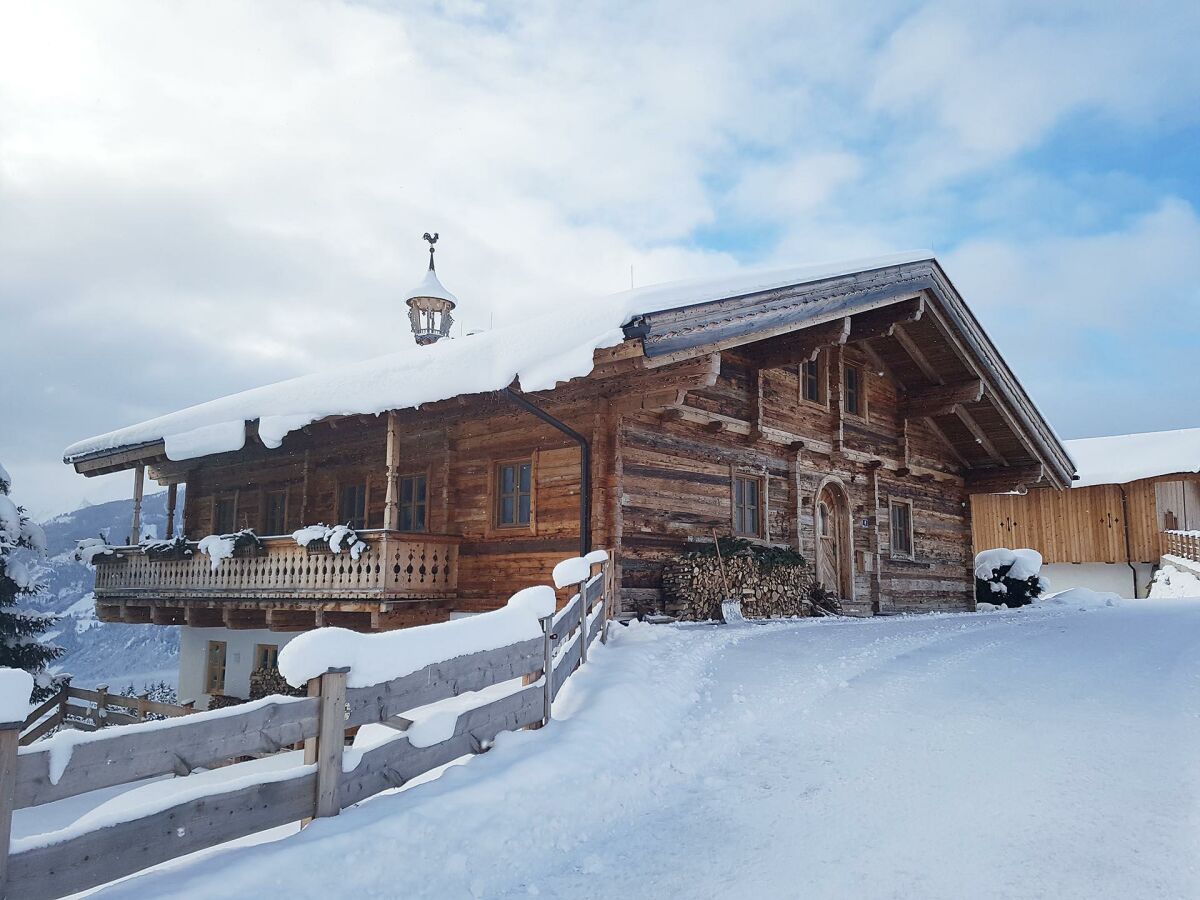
[399,474,428,532]
[844,364,863,416]
[800,354,824,405]
[253,643,279,672]
[213,495,237,535]
[496,460,533,528]
[339,481,367,529]
[205,641,227,695]
[890,499,914,558]
[818,501,831,538]
[263,489,287,536]
[733,474,763,537]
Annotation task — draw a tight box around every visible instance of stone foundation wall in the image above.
[661,550,818,620]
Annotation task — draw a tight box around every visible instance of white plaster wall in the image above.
[179,625,300,708]
[1042,562,1155,600]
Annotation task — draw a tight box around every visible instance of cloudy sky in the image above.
[2,0,1198,518]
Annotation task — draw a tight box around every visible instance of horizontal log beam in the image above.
[847,296,925,344]
[903,379,984,418]
[748,317,850,370]
[965,464,1044,495]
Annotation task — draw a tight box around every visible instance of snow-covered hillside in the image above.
[86,599,1200,900]
[19,493,180,688]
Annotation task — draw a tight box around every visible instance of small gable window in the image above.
[844,364,864,417]
[801,353,825,405]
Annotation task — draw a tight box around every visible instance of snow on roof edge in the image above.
[1064,428,1200,488]
[63,251,933,465]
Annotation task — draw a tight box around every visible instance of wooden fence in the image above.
[0,554,613,900]
[1164,530,1200,565]
[18,684,196,746]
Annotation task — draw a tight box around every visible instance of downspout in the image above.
[500,387,591,557]
[1118,484,1138,598]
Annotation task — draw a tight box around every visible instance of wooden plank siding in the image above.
[971,474,1200,565]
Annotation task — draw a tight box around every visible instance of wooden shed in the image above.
[970,427,1200,597]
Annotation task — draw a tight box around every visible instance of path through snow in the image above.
[94,601,1200,899]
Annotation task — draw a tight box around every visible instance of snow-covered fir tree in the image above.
[0,461,63,701]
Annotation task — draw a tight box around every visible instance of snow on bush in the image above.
[292,524,368,560]
[278,585,557,689]
[974,547,1048,608]
[74,538,114,566]
[0,667,34,723]
[1150,563,1200,599]
[197,534,236,570]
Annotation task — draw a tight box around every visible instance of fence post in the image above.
[601,556,613,644]
[541,615,554,726]
[578,581,589,667]
[0,719,19,897]
[305,666,349,820]
[94,683,109,731]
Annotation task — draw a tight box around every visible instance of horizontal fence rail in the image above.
[93,531,460,603]
[1164,529,1200,564]
[0,552,613,900]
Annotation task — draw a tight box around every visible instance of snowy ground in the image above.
[74,600,1200,899]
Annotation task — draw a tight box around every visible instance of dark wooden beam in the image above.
[185,606,225,628]
[965,464,1043,495]
[847,296,925,344]
[954,405,1007,466]
[903,379,984,418]
[748,317,850,371]
[892,324,941,384]
[223,608,268,630]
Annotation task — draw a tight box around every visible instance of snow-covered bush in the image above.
[74,537,114,565]
[142,535,194,560]
[198,530,263,570]
[974,547,1049,608]
[0,462,64,702]
[292,523,368,560]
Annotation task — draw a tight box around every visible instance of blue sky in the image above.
[1,0,1198,516]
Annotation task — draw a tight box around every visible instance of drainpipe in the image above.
[1118,484,1138,598]
[500,387,591,558]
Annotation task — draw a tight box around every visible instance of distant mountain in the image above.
[19,492,182,689]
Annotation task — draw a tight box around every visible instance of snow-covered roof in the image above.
[64,251,930,465]
[403,268,457,306]
[1065,428,1200,487]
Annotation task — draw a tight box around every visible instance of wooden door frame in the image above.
[814,476,855,601]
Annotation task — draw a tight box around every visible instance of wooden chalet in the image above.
[64,248,1072,704]
[971,427,1200,597]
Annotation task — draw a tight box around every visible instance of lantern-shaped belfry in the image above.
[404,232,457,345]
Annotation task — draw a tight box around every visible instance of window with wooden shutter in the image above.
[213,495,237,535]
[339,481,367,529]
[890,499,914,559]
[205,641,227,694]
[844,364,864,417]
[800,353,825,405]
[733,474,763,538]
[263,489,287,536]
[399,474,428,532]
[496,460,533,528]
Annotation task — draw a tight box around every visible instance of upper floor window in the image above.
[801,354,824,405]
[890,499,914,558]
[496,460,533,528]
[733,474,763,538]
[399,473,428,532]
[263,489,287,536]
[844,364,864,417]
[213,495,237,535]
[339,481,367,529]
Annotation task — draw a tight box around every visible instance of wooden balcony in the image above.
[94,531,460,631]
[1163,529,1200,565]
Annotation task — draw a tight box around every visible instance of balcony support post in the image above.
[383,411,400,531]
[130,463,145,544]
[166,483,178,539]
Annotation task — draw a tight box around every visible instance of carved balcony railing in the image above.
[93,531,460,603]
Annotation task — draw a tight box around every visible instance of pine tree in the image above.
[0,462,63,701]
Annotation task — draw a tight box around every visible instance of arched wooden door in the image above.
[816,482,851,598]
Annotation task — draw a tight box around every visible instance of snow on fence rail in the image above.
[0,552,614,900]
[1164,530,1200,564]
